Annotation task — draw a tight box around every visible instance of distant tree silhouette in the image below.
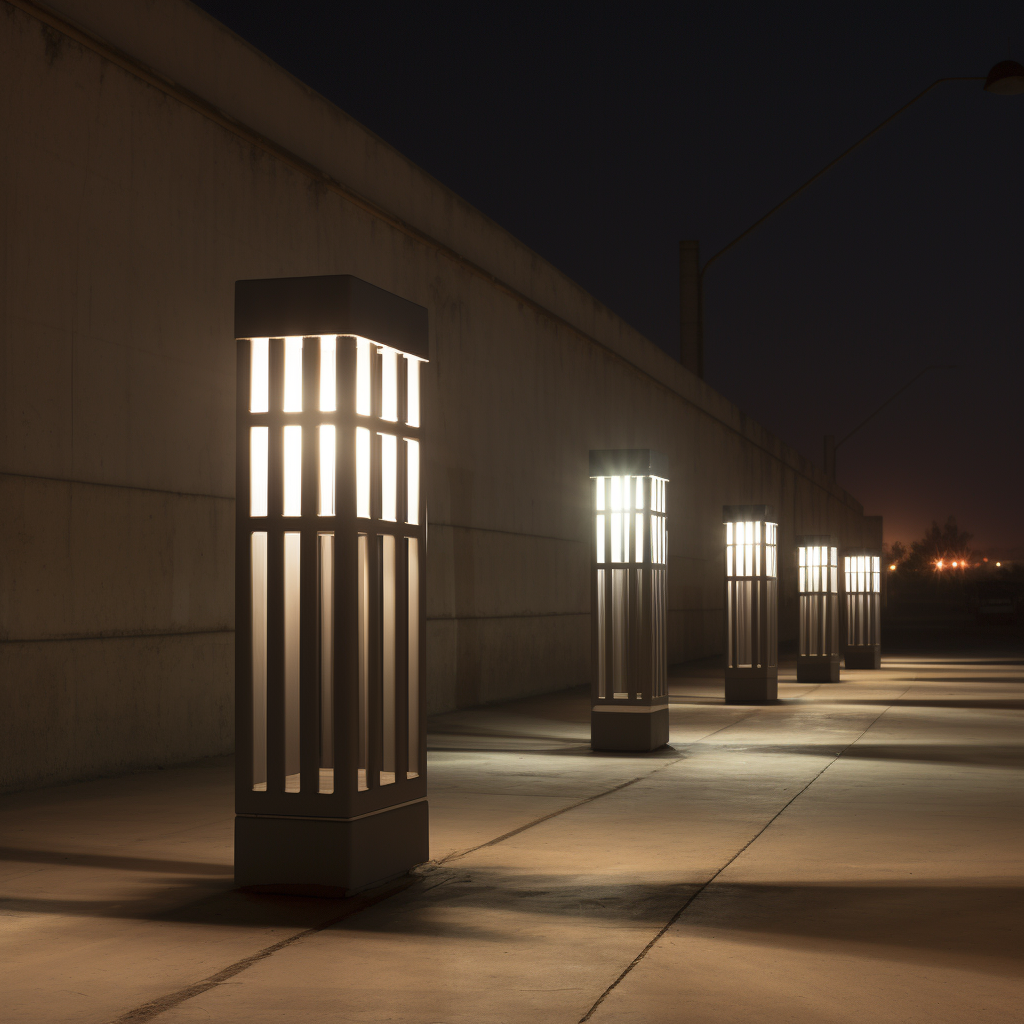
[903,516,973,574]
[884,540,908,565]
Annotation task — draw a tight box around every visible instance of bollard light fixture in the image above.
[796,536,840,682]
[590,450,669,751]
[723,505,778,702]
[234,274,429,895]
[843,548,881,669]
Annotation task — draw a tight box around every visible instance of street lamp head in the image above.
[984,60,1024,96]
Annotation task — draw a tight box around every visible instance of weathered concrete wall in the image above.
[0,0,868,792]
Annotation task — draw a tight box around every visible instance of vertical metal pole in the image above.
[679,241,703,378]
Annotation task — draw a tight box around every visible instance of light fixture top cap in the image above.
[234,274,429,360]
[589,449,669,478]
[797,534,837,546]
[984,59,1024,95]
[723,504,775,522]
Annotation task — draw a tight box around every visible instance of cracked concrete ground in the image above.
[1,647,1022,1023]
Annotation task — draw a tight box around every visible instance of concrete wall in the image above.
[0,0,869,793]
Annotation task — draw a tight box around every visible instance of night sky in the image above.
[192,0,1023,553]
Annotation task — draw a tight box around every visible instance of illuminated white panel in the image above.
[357,534,369,789]
[283,532,301,789]
[380,434,397,521]
[250,338,269,413]
[283,337,303,412]
[610,476,622,512]
[250,427,268,517]
[356,338,371,416]
[319,425,335,516]
[407,538,420,779]
[406,356,421,427]
[405,438,419,525]
[611,512,622,563]
[636,477,644,510]
[596,514,605,563]
[636,513,644,563]
[318,533,334,793]
[283,426,302,516]
[320,336,336,412]
[595,477,605,512]
[381,534,396,785]
[381,347,398,422]
[355,427,370,518]
[251,531,267,790]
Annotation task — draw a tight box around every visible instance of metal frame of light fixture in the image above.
[723,505,779,703]
[233,274,429,896]
[589,449,670,751]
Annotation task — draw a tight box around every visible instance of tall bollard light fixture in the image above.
[843,549,881,669]
[234,275,429,895]
[590,450,669,751]
[723,506,778,702]
[796,536,840,682]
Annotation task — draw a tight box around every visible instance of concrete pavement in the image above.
[1,650,1022,1023]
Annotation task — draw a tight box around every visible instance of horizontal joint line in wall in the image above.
[430,522,583,544]
[425,612,587,621]
[1,628,234,645]
[3,0,858,513]
[0,470,231,502]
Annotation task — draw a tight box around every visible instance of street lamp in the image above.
[679,62,1022,378]
[723,505,778,703]
[843,548,882,669]
[590,450,670,751]
[233,274,430,895]
[796,536,840,682]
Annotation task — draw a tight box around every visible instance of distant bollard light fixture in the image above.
[234,274,429,895]
[796,536,840,683]
[590,450,670,752]
[723,506,778,703]
[843,549,881,669]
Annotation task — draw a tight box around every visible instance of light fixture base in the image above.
[844,646,881,670]
[591,707,669,752]
[797,656,841,683]
[724,670,779,704]
[234,800,429,897]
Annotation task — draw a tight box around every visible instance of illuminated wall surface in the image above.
[0,0,877,790]
[238,331,425,814]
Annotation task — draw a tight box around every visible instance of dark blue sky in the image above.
[192,0,1023,551]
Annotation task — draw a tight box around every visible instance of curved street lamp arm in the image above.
[835,364,956,450]
[699,77,984,280]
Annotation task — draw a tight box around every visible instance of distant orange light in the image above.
[996,561,1002,567]
[951,561,958,568]
[936,559,944,569]
[983,557,989,562]
[889,564,896,570]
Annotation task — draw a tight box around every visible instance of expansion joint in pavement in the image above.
[576,691,909,1023]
